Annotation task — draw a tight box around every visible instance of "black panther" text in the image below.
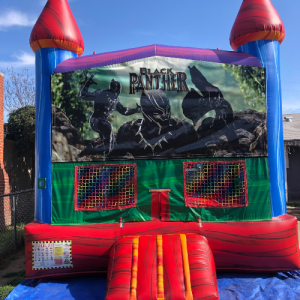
[129,68,190,94]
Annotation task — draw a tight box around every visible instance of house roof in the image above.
[283,114,300,141]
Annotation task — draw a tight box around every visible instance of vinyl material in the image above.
[105,234,219,300]
[25,215,300,279]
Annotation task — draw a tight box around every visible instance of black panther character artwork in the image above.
[182,66,234,135]
[113,89,194,158]
[182,66,239,152]
[79,74,141,156]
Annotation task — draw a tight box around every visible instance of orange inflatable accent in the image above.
[157,235,164,300]
[30,39,84,56]
[130,237,139,300]
[180,234,194,300]
[230,0,285,50]
[231,31,285,51]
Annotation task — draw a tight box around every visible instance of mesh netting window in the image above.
[183,161,248,208]
[74,164,137,211]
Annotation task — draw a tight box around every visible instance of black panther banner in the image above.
[51,57,267,162]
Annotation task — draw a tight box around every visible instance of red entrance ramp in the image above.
[105,234,219,300]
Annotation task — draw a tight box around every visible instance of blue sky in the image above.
[0,0,299,114]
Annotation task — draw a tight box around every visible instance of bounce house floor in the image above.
[5,272,300,300]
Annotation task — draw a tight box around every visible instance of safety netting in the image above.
[74,164,137,211]
[183,161,248,208]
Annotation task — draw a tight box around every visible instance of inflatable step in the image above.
[105,234,219,300]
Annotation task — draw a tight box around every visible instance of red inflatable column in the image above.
[149,189,171,221]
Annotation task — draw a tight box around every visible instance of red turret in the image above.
[30,0,84,56]
[230,0,285,50]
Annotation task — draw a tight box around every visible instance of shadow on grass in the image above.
[0,223,26,259]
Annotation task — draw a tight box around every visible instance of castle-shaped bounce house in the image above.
[24,0,300,299]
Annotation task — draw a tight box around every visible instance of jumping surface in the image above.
[6,272,300,300]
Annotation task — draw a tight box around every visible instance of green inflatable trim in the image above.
[51,157,271,225]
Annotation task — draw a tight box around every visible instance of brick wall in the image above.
[0,73,4,162]
[0,72,11,226]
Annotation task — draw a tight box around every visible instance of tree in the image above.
[1,67,35,113]
[51,70,93,133]
[7,106,35,187]
[222,64,266,112]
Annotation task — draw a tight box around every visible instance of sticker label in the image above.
[32,241,73,270]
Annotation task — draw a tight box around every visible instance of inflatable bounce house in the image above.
[24,0,300,298]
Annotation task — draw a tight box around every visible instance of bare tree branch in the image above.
[1,67,35,113]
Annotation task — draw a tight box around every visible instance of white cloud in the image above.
[0,10,36,29]
[0,52,35,69]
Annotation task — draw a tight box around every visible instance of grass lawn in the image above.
[0,269,26,300]
[0,285,15,300]
[0,250,26,300]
